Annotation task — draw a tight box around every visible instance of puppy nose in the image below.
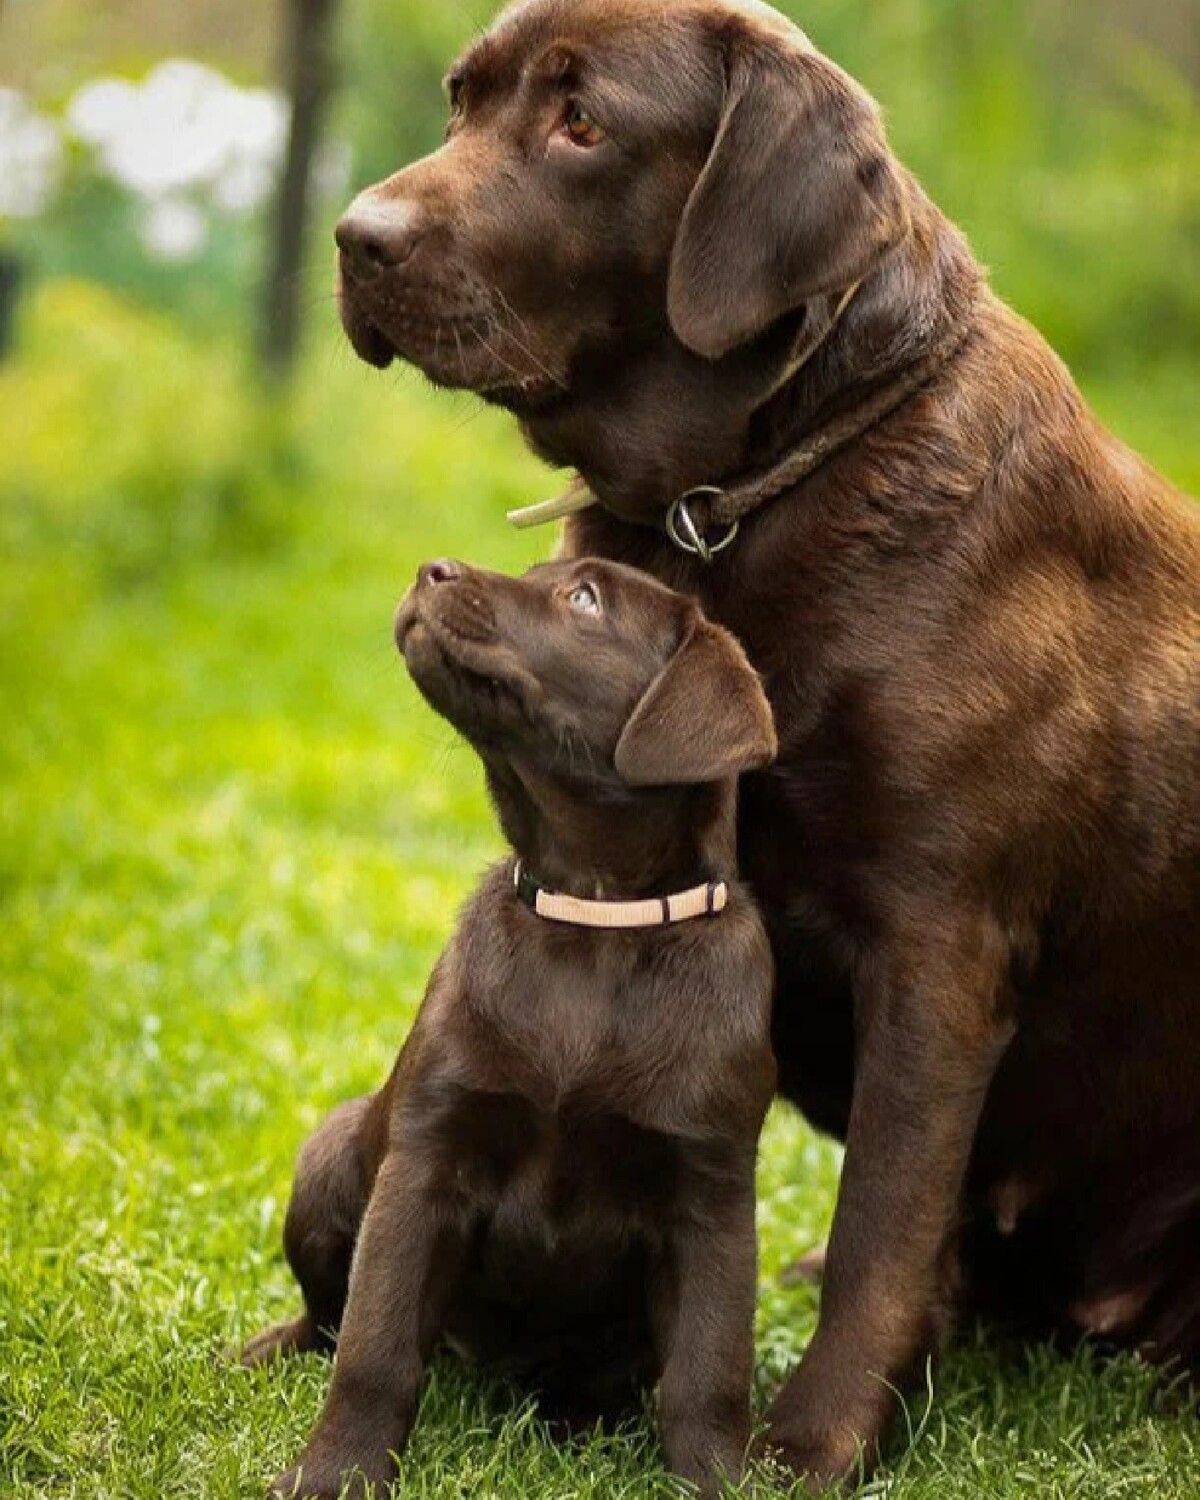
[418,558,463,588]
[335,197,423,279]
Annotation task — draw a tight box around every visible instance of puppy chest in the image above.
[442,1090,684,1247]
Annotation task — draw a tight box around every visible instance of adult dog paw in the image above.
[269,1443,397,1499]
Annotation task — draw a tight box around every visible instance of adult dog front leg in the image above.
[767,913,1014,1488]
[271,1149,464,1499]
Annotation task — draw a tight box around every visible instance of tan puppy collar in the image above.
[513,861,729,930]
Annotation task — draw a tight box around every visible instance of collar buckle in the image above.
[665,488,740,564]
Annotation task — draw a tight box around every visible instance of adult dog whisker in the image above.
[490,294,568,391]
[472,320,529,385]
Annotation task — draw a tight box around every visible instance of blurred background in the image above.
[1,4,1197,1495]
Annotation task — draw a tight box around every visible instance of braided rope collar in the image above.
[662,306,979,559]
[514,861,728,930]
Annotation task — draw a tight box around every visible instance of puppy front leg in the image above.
[653,1177,758,1497]
[271,1148,464,1499]
[766,911,1014,1489]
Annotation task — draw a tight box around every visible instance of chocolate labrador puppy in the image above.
[333,0,1200,1485]
[243,557,777,1498]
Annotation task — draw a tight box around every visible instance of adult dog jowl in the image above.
[334,0,1200,1488]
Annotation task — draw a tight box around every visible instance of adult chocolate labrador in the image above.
[333,0,1200,1485]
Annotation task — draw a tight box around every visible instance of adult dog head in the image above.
[335,0,949,522]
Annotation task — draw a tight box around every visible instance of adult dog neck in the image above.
[518,185,982,526]
[484,758,739,903]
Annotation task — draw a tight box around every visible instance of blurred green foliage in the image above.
[0,281,302,581]
[341,0,473,187]
[21,168,270,333]
[0,278,553,585]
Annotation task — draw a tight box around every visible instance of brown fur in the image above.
[333,0,1200,1486]
[243,557,778,1498]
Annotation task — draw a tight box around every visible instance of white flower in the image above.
[65,60,291,214]
[210,158,276,217]
[65,77,140,146]
[0,89,64,218]
[140,197,209,262]
[219,86,289,167]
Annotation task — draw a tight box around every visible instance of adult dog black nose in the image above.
[418,559,463,588]
[335,197,423,279]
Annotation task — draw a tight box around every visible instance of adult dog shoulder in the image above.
[333,0,1200,1486]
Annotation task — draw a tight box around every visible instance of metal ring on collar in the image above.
[665,488,740,563]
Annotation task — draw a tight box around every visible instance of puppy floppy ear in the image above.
[614,616,777,786]
[668,29,910,359]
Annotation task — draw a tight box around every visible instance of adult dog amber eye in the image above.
[563,100,604,148]
[568,582,601,614]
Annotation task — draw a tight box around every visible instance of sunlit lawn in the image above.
[1,288,1198,1498]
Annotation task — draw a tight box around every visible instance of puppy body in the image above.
[245,559,777,1499]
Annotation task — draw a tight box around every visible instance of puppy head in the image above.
[394,556,776,790]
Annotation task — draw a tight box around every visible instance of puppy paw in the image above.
[240,1316,327,1368]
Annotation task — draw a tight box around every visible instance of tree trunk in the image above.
[0,250,22,363]
[260,0,340,381]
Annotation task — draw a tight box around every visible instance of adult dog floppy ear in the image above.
[668,25,910,360]
[614,616,777,786]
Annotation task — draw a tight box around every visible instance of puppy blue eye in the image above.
[568,583,600,614]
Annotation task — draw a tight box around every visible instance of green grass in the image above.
[1,285,1198,1499]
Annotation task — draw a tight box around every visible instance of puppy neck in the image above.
[484,759,739,902]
